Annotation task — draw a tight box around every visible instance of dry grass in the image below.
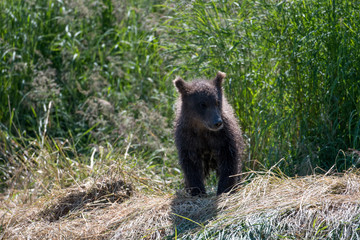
[210,170,360,239]
[1,171,360,239]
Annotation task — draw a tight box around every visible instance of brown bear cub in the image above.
[174,71,244,196]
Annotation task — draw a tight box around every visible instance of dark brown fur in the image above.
[174,71,244,196]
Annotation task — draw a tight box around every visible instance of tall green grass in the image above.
[165,0,360,175]
[0,0,177,192]
[0,0,170,140]
[0,0,360,193]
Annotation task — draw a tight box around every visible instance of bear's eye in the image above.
[199,102,207,109]
[216,100,220,107]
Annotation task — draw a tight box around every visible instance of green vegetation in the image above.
[1,0,360,238]
[167,0,360,174]
[0,0,178,193]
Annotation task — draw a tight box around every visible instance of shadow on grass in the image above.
[39,180,132,222]
[170,191,218,237]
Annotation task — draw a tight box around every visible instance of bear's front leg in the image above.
[179,150,206,196]
[217,170,237,195]
[217,149,239,195]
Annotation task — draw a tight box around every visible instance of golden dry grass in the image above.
[1,170,360,239]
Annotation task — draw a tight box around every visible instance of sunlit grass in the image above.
[0,0,177,194]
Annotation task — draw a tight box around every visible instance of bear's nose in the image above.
[214,119,223,128]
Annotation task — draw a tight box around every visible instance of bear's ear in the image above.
[173,77,189,95]
[213,71,226,89]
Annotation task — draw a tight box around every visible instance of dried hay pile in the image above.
[1,171,360,239]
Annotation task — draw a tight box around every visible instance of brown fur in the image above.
[174,71,244,196]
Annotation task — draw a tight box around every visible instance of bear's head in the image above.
[174,71,226,131]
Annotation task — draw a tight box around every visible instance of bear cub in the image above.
[174,71,244,196]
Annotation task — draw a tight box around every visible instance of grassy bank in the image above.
[1,0,360,238]
[2,170,360,239]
